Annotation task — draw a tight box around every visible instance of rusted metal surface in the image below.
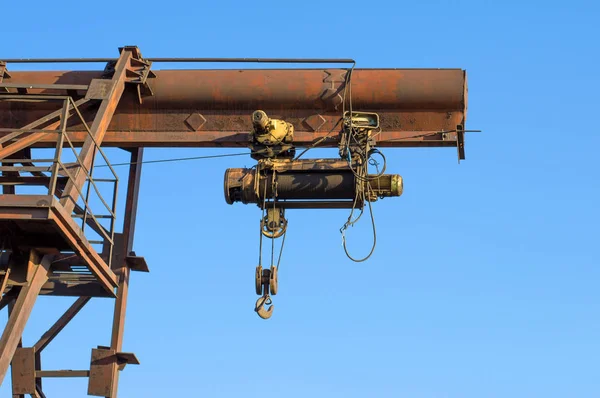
[0,47,471,396]
[0,289,17,311]
[0,96,121,252]
[60,47,144,214]
[0,62,9,91]
[0,251,50,385]
[6,300,26,398]
[108,147,143,397]
[0,69,467,149]
[0,194,118,294]
[10,347,35,394]
[87,348,115,397]
[0,129,462,149]
[36,370,90,378]
[2,69,465,109]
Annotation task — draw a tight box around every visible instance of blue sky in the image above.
[1,0,599,397]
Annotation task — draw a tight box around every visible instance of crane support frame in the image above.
[0,46,469,397]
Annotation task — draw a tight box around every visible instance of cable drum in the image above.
[224,164,402,208]
[265,172,356,200]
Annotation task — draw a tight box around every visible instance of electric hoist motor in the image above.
[224,110,403,320]
[248,110,295,160]
[224,159,403,209]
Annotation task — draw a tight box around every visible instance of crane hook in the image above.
[254,265,278,319]
[255,295,273,319]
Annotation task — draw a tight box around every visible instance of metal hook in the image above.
[255,295,273,319]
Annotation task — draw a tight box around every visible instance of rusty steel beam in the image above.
[18,162,111,239]
[36,370,90,378]
[0,251,51,385]
[0,98,90,160]
[0,194,118,294]
[0,289,18,311]
[60,48,134,213]
[34,296,91,353]
[109,148,143,397]
[7,300,26,398]
[0,129,461,148]
[0,50,470,397]
[0,69,468,149]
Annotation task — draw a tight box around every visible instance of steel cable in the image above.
[97,152,251,168]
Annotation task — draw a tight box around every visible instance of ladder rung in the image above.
[36,370,90,378]
[0,166,51,172]
[91,178,117,182]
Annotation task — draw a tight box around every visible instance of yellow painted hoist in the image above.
[224,110,403,319]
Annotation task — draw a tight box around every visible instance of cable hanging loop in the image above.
[338,65,380,262]
[340,184,377,263]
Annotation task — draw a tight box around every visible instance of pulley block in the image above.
[237,109,403,320]
[255,265,278,296]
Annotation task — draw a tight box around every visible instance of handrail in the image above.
[68,97,119,181]
[56,160,114,245]
[61,131,116,218]
[0,94,119,268]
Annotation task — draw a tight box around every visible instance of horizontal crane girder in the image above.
[0,68,467,149]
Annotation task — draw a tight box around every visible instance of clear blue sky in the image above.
[2,0,599,397]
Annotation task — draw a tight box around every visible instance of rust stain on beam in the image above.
[2,69,466,110]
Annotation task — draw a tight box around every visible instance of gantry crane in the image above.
[0,46,469,397]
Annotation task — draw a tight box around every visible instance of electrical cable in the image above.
[341,186,377,263]
[338,62,379,262]
[97,152,251,168]
[293,117,343,160]
[271,172,276,267]
[258,170,268,267]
